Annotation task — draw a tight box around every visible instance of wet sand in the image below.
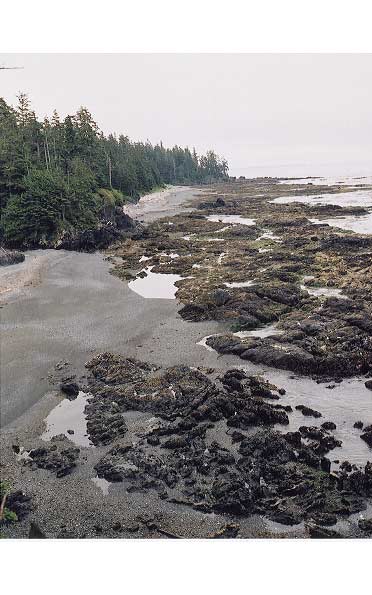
[0,185,280,539]
[124,185,198,223]
[0,187,208,427]
[0,250,51,303]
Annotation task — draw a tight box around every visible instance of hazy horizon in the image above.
[1,53,371,178]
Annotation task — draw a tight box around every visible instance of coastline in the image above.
[1,181,371,539]
[0,185,276,539]
[123,185,199,222]
[0,250,51,304]
[0,187,205,427]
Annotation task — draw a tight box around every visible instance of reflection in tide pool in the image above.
[128,266,184,299]
[310,214,372,235]
[196,330,372,468]
[300,284,348,299]
[206,214,256,226]
[234,323,284,339]
[41,391,92,448]
[224,280,255,288]
[160,252,179,259]
[267,371,372,470]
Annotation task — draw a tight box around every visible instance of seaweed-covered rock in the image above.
[0,247,25,266]
[360,429,372,447]
[60,381,79,398]
[84,352,372,526]
[2,490,32,521]
[28,435,80,477]
[358,518,372,534]
[295,405,322,418]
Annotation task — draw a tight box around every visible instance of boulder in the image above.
[0,247,25,266]
[211,288,231,306]
[60,381,79,398]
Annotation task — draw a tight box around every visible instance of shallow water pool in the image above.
[128,266,184,299]
[41,391,92,448]
[206,214,256,226]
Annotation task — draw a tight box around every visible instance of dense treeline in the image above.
[0,94,228,248]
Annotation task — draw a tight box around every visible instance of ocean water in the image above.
[229,164,372,180]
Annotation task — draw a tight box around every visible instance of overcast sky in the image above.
[1,53,371,177]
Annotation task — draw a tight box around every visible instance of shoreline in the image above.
[0,184,279,539]
[0,188,206,427]
[0,250,52,304]
[123,184,201,222]
[1,181,371,539]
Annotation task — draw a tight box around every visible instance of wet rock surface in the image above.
[60,381,79,399]
[28,435,80,477]
[361,427,372,447]
[4,180,372,539]
[72,352,372,527]
[0,490,32,525]
[56,210,143,252]
[358,517,372,534]
[108,179,372,380]
[0,246,25,266]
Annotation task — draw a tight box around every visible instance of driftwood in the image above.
[0,490,9,521]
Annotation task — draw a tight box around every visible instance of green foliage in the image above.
[65,159,98,229]
[0,94,229,247]
[2,168,67,247]
[0,481,18,524]
[3,508,17,522]
[0,480,11,497]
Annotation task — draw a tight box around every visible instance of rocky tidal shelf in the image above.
[2,179,372,539]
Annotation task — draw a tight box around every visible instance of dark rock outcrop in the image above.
[0,247,25,266]
[56,211,143,252]
[60,381,79,398]
[82,352,372,526]
[28,435,80,477]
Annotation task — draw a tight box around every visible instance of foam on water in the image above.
[196,334,219,352]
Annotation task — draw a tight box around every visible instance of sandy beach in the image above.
[0,187,207,426]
